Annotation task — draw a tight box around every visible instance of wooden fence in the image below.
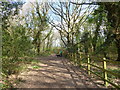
[67,53,120,89]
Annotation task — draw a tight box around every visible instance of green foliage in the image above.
[2,25,33,77]
[1,1,34,88]
[3,26,32,57]
[108,69,120,79]
[32,65,41,69]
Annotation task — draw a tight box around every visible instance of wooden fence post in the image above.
[79,52,82,67]
[70,53,72,60]
[73,53,75,62]
[103,58,108,87]
[69,53,70,58]
[74,53,77,65]
[67,53,69,58]
[87,55,90,75]
[72,53,74,61]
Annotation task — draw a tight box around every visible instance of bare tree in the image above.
[49,1,96,52]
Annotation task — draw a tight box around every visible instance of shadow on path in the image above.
[15,55,104,89]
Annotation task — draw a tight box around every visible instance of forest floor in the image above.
[14,55,105,89]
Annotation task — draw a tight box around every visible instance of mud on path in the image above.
[15,55,102,89]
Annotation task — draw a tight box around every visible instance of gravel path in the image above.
[15,55,102,89]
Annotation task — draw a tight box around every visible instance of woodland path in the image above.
[15,55,103,89]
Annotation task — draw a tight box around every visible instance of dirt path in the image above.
[15,55,102,89]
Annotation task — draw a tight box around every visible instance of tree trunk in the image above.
[37,44,40,55]
[46,36,50,50]
[103,3,120,61]
[116,39,120,61]
[92,44,96,52]
[37,39,41,55]
[116,46,120,61]
[42,41,45,51]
